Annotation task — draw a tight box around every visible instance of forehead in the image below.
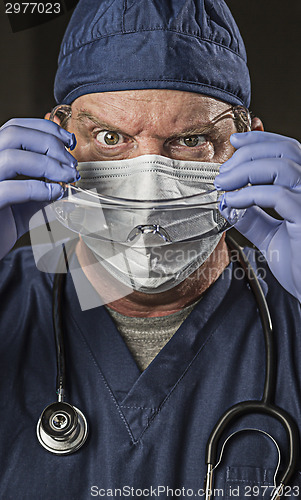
[71,90,232,133]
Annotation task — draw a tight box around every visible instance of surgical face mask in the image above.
[53,155,242,293]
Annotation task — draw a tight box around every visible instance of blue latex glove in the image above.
[214,131,301,302]
[0,118,78,259]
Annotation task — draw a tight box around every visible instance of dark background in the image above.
[0,0,300,139]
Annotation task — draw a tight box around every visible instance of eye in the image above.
[96,130,124,146]
[179,135,206,147]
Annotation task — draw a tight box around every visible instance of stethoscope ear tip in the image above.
[36,402,88,455]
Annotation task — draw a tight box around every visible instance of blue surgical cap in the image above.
[54,0,251,108]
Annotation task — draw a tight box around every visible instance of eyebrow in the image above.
[76,111,126,134]
[76,109,234,138]
[167,123,218,139]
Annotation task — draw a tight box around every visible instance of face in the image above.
[65,89,237,164]
[58,90,240,308]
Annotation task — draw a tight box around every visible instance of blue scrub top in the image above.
[0,245,300,499]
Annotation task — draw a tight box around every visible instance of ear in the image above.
[251,117,264,131]
[44,112,61,125]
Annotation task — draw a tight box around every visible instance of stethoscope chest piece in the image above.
[36,402,88,455]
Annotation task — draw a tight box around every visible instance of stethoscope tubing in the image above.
[205,235,300,491]
[52,243,71,402]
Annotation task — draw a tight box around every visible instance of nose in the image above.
[131,138,166,158]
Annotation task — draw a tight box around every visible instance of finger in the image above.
[220,185,301,223]
[222,207,282,256]
[222,205,281,251]
[0,180,64,210]
[215,158,301,191]
[0,118,76,149]
[230,130,300,147]
[220,135,301,172]
[0,125,77,166]
[0,149,79,183]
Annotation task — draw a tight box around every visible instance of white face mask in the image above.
[54,155,237,293]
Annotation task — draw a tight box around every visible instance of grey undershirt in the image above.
[105,301,200,371]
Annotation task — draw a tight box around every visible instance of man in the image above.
[0,0,300,498]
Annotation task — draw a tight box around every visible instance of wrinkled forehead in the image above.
[70,90,234,133]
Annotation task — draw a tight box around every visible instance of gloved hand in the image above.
[214,131,301,302]
[0,118,78,260]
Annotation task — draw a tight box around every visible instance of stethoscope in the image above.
[35,234,300,499]
[36,241,88,455]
